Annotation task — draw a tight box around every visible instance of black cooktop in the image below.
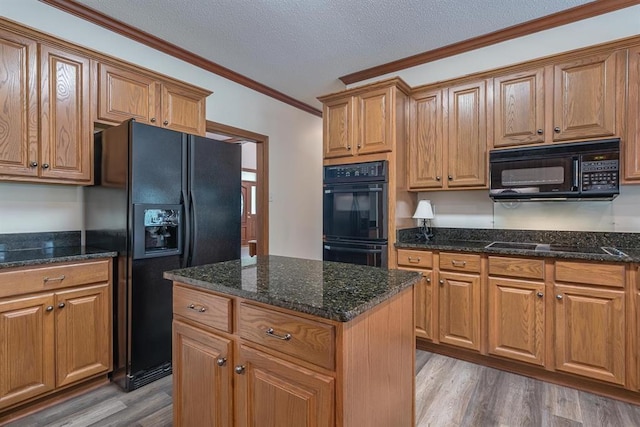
[484,241,627,257]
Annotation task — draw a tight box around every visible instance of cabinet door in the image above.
[552,51,621,141]
[554,284,625,385]
[408,90,444,189]
[488,277,545,365]
[415,270,435,341]
[40,44,92,183]
[626,46,640,181]
[447,81,487,188]
[0,29,38,179]
[438,271,481,351]
[235,345,334,427]
[357,86,393,155]
[55,283,111,387]
[161,82,207,136]
[0,293,55,410]
[323,96,354,158]
[493,68,545,147]
[173,320,232,427]
[97,62,158,125]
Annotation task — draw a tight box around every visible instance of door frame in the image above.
[206,121,268,256]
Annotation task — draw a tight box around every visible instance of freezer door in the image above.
[187,136,241,266]
[130,121,187,204]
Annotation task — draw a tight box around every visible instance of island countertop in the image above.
[163,255,421,322]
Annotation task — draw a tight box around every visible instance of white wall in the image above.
[351,5,640,233]
[0,0,323,259]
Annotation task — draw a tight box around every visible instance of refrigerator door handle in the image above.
[181,190,190,268]
[189,190,197,266]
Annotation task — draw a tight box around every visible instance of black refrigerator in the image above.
[84,119,241,391]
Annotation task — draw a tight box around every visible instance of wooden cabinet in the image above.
[397,249,435,340]
[488,256,545,365]
[319,78,409,160]
[438,253,481,351]
[172,282,414,427]
[0,32,92,184]
[96,62,210,136]
[553,260,626,385]
[626,46,640,182]
[0,259,112,412]
[408,80,487,190]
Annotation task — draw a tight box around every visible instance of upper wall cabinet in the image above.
[0,28,92,184]
[408,80,487,190]
[626,46,640,182]
[96,62,210,136]
[319,78,409,160]
[493,50,625,148]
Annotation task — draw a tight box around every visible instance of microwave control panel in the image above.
[581,153,619,192]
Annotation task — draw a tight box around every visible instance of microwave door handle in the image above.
[573,158,580,191]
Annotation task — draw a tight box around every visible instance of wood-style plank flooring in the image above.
[8,350,640,426]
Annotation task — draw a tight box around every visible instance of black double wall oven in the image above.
[323,161,388,268]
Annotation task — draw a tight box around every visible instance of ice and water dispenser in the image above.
[133,204,182,259]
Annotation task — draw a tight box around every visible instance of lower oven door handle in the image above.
[324,245,383,254]
[324,187,383,194]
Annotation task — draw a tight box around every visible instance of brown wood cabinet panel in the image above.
[397,248,433,269]
[357,86,393,155]
[555,260,625,288]
[0,293,55,410]
[235,345,334,427]
[173,285,232,333]
[488,256,545,280]
[438,271,481,351]
[173,320,232,427]
[627,46,640,182]
[0,29,38,179]
[238,303,335,370]
[554,284,625,385]
[439,252,481,273]
[493,68,545,147]
[488,277,545,365]
[322,96,354,158]
[161,82,207,136]
[408,89,444,189]
[552,51,621,141]
[447,80,487,187]
[39,44,92,183]
[54,283,111,387]
[415,270,435,341]
[97,62,158,125]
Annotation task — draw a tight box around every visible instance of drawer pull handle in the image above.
[408,256,421,263]
[266,327,292,341]
[44,275,65,283]
[451,260,466,267]
[187,304,207,313]
[216,357,227,367]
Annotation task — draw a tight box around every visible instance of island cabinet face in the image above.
[170,282,415,427]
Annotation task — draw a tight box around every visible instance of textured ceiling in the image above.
[72,0,595,110]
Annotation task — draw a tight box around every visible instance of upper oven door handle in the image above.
[324,186,383,194]
[323,245,383,254]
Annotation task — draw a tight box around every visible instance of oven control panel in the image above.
[323,161,387,183]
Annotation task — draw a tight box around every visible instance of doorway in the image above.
[206,121,268,258]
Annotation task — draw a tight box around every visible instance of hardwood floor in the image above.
[7,351,640,426]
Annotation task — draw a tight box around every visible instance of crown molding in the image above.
[339,0,640,85]
[39,0,323,117]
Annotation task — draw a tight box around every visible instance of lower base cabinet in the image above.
[172,282,414,427]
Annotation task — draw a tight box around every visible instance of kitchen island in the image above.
[164,255,421,427]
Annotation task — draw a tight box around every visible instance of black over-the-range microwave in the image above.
[489,138,620,201]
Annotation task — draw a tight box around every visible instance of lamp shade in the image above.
[413,199,434,219]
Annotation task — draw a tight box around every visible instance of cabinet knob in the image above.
[58,302,65,309]
[556,294,563,300]
[357,144,361,149]
[347,145,351,150]
[439,279,444,285]
[216,357,227,367]
[435,176,441,181]
[150,117,156,123]
[42,163,50,169]
[425,277,431,283]
[554,126,561,133]
[536,129,543,135]
[234,365,246,374]
[163,120,169,126]
[447,175,453,181]
[536,292,544,298]
[46,305,54,312]
[30,161,38,168]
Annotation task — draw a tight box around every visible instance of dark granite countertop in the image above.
[396,228,640,263]
[0,246,117,269]
[164,255,421,322]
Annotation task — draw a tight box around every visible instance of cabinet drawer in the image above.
[173,285,232,332]
[397,249,432,269]
[488,256,544,280]
[238,303,335,370]
[0,259,110,298]
[439,252,481,273]
[555,261,625,288]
